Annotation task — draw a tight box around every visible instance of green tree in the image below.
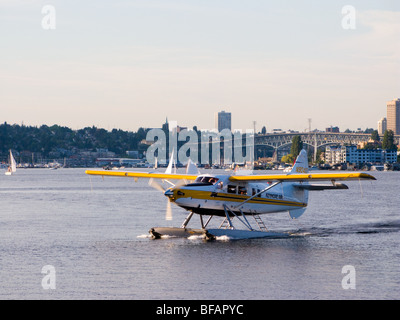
[290,135,303,158]
[371,130,380,142]
[315,148,324,164]
[382,129,395,150]
[261,126,266,134]
[364,128,374,134]
[281,154,294,164]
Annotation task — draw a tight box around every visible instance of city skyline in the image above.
[387,98,400,135]
[1,111,398,135]
[1,1,399,132]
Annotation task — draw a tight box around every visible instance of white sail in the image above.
[185,158,200,175]
[165,149,176,174]
[5,150,16,175]
[10,150,16,172]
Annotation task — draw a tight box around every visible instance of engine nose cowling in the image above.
[164,188,175,200]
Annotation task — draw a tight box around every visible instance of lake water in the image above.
[0,168,399,300]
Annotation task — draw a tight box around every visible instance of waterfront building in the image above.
[325,145,397,165]
[383,149,398,163]
[325,146,346,164]
[377,117,387,135]
[215,110,231,132]
[387,98,400,135]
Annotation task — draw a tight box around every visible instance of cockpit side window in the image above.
[193,176,219,185]
[227,185,237,194]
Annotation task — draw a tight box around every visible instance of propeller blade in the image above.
[149,178,165,192]
[166,200,173,221]
[149,178,173,220]
[174,179,187,188]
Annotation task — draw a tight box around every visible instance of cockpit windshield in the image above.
[194,176,219,185]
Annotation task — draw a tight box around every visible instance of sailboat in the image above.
[5,150,17,176]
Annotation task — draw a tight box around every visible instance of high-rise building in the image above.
[377,117,387,135]
[386,98,400,135]
[215,110,231,132]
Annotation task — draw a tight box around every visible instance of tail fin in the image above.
[290,149,308,174]
[288,149,309,219]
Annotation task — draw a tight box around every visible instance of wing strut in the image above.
[222,205,254,231]
[181,212,194,228]
[223,205,235,229]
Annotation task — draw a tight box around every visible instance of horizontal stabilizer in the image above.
[293,183,349,190]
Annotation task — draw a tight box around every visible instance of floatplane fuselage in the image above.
[164,174,307,217]
[86,150,376,240]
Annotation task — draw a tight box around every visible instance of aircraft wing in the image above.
[229,172,376,182]
[85,170,198,181]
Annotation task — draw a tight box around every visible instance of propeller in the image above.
[165,199,172,221]
[149,178,174,221]
[149,178,166,192]
[174,179,187,188]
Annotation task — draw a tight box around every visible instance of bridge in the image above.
[254,132,400,161]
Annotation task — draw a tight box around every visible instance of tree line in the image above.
[0,122,148,158]
[369,129,396,150]
[1,122,398,163]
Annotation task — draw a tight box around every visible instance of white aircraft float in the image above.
[85,150,376,240]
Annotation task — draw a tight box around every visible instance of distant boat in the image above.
[283,166,292,172]
[5,150,17,176]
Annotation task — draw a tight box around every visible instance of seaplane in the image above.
[85,150,376,240]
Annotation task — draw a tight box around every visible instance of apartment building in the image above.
[325,145,397,164]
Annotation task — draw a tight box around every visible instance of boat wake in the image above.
[137,234,153,239]
[290,219,400,238]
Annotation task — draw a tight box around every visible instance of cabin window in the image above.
[238,186,247,195]
[194,176,219,185]
[227,185,237,194]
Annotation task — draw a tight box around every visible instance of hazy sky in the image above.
[1,0,399,132]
